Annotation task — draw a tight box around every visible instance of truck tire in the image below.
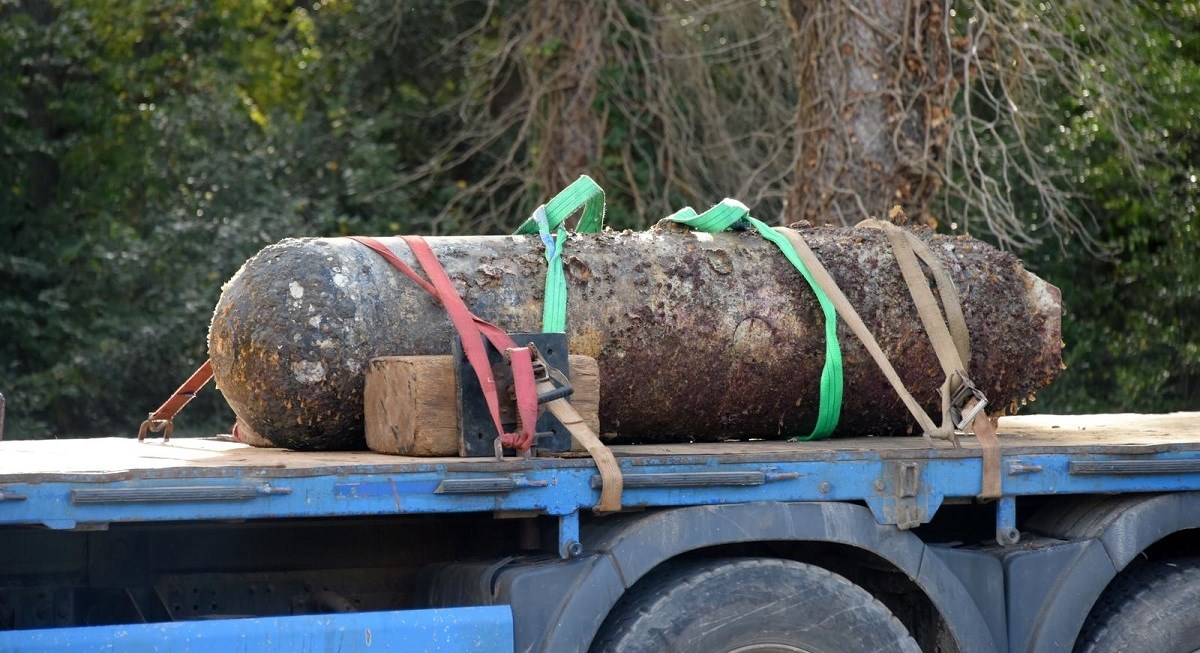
[590,557,920,653]
[1075,557,1200,653]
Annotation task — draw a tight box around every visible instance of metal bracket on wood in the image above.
[454,332,574,457]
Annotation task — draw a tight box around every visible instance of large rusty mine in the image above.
[208,222,1062,450]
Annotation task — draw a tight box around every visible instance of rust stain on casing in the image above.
[208,224,1062,450]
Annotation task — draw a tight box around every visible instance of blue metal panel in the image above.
[0,606,513,653]
[1001,451,1200,495]
[6,449,1200,532]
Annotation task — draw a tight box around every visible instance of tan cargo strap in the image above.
[138,359,215,442]
[867,220,1001,499]
[539,378,623,513]
[776,223,1002,499]
[528,349,622,512]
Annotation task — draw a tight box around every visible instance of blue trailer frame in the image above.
[5,434,1200,553]
[2,413,1200,652]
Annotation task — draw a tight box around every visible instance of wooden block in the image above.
[365,354,600,456]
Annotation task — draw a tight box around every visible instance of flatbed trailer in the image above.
[2,412,1200,652]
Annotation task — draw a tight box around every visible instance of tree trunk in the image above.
[782,0,956,225]
[531,0,603,201]
[209,224,1061,450]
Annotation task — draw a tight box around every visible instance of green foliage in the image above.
[0,0,477,437]
[1027,1,1199,413]
[1,0,1196,438]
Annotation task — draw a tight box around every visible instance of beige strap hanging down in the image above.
[539,380,624,513]
[776,223,1002,500]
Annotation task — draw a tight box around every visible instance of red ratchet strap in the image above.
[350,236,539,451]
[138,359,214,442]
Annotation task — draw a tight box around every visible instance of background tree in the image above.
[0,0,1196,438]
[780,0,955,226]
[0,0,459,435]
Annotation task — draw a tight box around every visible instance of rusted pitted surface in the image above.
[208,224,1062,450]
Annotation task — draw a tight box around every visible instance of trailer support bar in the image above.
[0,606,514,653]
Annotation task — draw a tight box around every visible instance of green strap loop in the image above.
[667,199,843,440]
[514,176,605,333]
[515,175,605,236]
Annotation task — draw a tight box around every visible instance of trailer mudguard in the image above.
[1014,491,1200,653]
[417,501,1000,653]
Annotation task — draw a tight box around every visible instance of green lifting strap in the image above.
[514,176,605,333]
[666,199,843,440]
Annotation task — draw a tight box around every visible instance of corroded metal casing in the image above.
[208,224,1062,450]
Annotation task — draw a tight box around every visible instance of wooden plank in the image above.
[3,413,1198,481]
[0,437,471,480]
[998,412,1200,441]
[364,354,600,456]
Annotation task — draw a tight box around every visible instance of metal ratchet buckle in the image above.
[495,344,574,462]
[521,343,574,406]
[950,373,989,432]
[494,428,560,462]
[493,434,510,461]
[494,435,541,461]
[137,416,174,443]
